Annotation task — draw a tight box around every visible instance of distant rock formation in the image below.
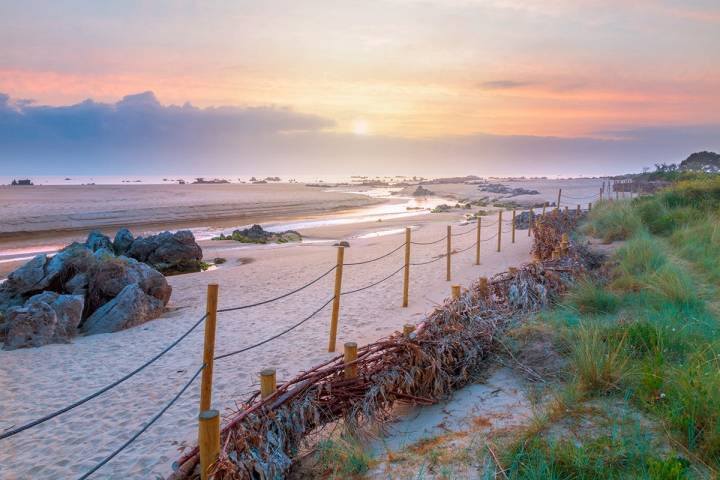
[0,228,201,349]
[10,179,34,186]
[412,185,434,196]
[192,177,230,184]
[479,183,540,196]
[213,224,301,244]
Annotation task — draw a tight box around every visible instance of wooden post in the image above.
[328,246,345,352]
[260,368,276,399]
[497,210,502,252]
[446,225,451,281]
[599,187,603,201]
[403,324,416,336]
[475,217,481,265]
[198,409,220,480]
[560,233,569,256]
[452,284,461,299]
[576,204,581,216]
[402,227,411,308]
[511,209,516,243]
[588,202,592,211]
[616,190,619,201]
[344,342,358,379]
[199,283,219,413]
[528,208,533,237]
[556,189,562,210]
[478,276,489,297]
[542,203,547,217]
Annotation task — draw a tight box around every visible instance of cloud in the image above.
[0,91,335,151]
[0,92,718,177]
[477,80,535,90]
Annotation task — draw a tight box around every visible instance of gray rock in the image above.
[113,228,134,255]
[3,301,58,350]
[0,255,49,310]
[127,230,203,274]
[82,283,165,335]
[26,292,84,338]
[86,230,113,252]
[64,273,89,295]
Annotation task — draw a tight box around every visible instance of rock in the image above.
[64,273,89,295]
[82,283,165,335]
[127,230,203,274]
[0,255,50,310]
[26,292,84,338]
[3,301,58,350]
[113,228,134,255]
[514,211,532,230]
[412,185,434,196]
[86,256,171,314]
[86,230,113,252]
[213,225,302,245]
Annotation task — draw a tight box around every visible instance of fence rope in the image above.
[217,265,336,313]
[341,265,405,296]
[410,236,446,246]
[410,255,444,266]
[77,364,205,480]
[0,313,207,441]
[214,297,335,361]
[450,226,475,237]
[343,242,406,266]
[452,241,478,255]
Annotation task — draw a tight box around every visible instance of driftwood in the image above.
[170,225,589,479]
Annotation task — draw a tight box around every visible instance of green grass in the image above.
[500,176,720,477]
[582,200,643,242]
[314,437,372,478]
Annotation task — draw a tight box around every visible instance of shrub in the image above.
[615,233,666,277]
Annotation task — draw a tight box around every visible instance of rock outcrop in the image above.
[0,228,185,349]
[126,230,203,274]
[213,224,301,244]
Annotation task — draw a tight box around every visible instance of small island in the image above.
[213,224,302,244]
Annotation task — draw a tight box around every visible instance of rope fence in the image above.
[1,187,603,479]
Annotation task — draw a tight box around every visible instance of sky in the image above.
[1,0,719,176]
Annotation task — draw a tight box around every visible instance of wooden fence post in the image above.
[478,276,489,297]
[328,246,345,352]
[446,225,451,281]
[403,324,416,336]
[475,217,481,265]
[497,210,502,252]
[511,209,516,243]
[452,284,461,299]
[576,204,581,216]
[588,202,592,211]
[260,368,277,399]
[344,342,358,379]
[542,203,547,217]
[528,208,533,237]
[199,283,219,413]
[198,409,220,480]
[402,227,411,307]
[557,189,562,210]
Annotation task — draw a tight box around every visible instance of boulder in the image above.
[113,228,135,255]
[86,230,113,252]
[26,292,84,338]
[3,301,58,350]
[0,254,50,310]
[82,283,166,335]
[86,256,171,313]
[64,272,89,295]
[127,230,203,274]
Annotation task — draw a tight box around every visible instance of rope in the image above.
[77,364,205,480]
[214,297,335,361]
[0,314,207,441]
[410,236,445,246]
[450,226,475,237]
[410,255,444,266]
[217,266,336,313]
[343,242,406,266]
[452,241,478,255]
[481,233,498,242]
[561,192,601,200]
[341,265,405,296]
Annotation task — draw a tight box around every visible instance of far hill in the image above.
[680,150,720,172]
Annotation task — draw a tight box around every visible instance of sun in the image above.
[352,119,369,136]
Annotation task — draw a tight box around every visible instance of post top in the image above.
[260,368,276,376]
[199,409,219,420]
[344,342,357,348]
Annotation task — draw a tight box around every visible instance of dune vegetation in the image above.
[499,176,720,479]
